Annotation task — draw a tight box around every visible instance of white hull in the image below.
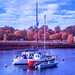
[12,58,27,65]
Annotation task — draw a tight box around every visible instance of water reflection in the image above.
[27,66,34,71]
[12,64,58,72]
[13,65,35,71]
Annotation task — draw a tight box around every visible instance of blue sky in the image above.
[0,0,75,30]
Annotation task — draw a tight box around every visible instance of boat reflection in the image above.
[27,66,34,71]
[13,65,34,71]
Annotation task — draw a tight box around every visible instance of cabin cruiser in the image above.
[35,61,58,69]
[12,51,56,65]
[27,52,56,66]
[12,51,35,65]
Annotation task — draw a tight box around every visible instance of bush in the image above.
[67,34,74,44]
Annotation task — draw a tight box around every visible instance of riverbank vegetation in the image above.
[0,25,75,49]
[0,25,75,42]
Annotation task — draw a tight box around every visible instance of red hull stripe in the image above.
[28,59,54,66]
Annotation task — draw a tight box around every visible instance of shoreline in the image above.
[0,41,75,50]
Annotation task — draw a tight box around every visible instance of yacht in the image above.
[27,52,55,66]
[12,51,35,65]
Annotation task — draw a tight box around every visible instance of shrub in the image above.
[67,34,74,44]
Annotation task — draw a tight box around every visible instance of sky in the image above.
[0,0,75,30]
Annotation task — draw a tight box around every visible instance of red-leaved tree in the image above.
[67,34,74,44]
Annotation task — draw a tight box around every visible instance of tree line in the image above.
[0,25,75,43]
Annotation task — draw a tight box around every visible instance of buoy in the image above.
[5,65,7,67]
[62,59,64,61]
[67,58,69,60]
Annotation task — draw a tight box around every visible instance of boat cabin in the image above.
[22,52,34,59]
[34,53,45,60]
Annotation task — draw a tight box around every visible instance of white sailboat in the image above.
[27,8,56,66]
[12,2,57,66]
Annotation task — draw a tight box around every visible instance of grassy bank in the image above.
[0,41,75,50]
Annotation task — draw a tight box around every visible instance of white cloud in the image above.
[61,10,75,14]
[0,0,75,30]
[67,11,75,14]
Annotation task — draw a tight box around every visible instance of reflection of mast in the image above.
[44,14,46,52]
[36,2,38,50]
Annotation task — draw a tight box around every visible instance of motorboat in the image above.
[35,61,58,69]
[27,52,56,66]
[27,7,57,66]
[12,51,35,65]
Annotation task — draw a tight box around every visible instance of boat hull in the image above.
[28,59,54,66]
[12,59,27,65]
[38,63,58,69]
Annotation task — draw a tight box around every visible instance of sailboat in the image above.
[12,2,56,65]
[12,2,39,65]
[27,3,56,66]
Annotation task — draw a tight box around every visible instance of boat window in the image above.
[30,54,31,56]
[32,54,34,56]
[24,56,27,59]
[27,54,28,56]
[31,54,32,56]
[38,55,39,57]
[36,55,37,57]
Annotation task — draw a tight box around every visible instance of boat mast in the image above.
[36,1,38,50]
[44,14,46,52]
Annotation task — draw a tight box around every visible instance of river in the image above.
[0,48,75,75]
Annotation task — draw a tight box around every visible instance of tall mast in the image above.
[44,14,46,52]
[36,1,38,50]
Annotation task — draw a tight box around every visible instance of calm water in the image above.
[0,48,75,75]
